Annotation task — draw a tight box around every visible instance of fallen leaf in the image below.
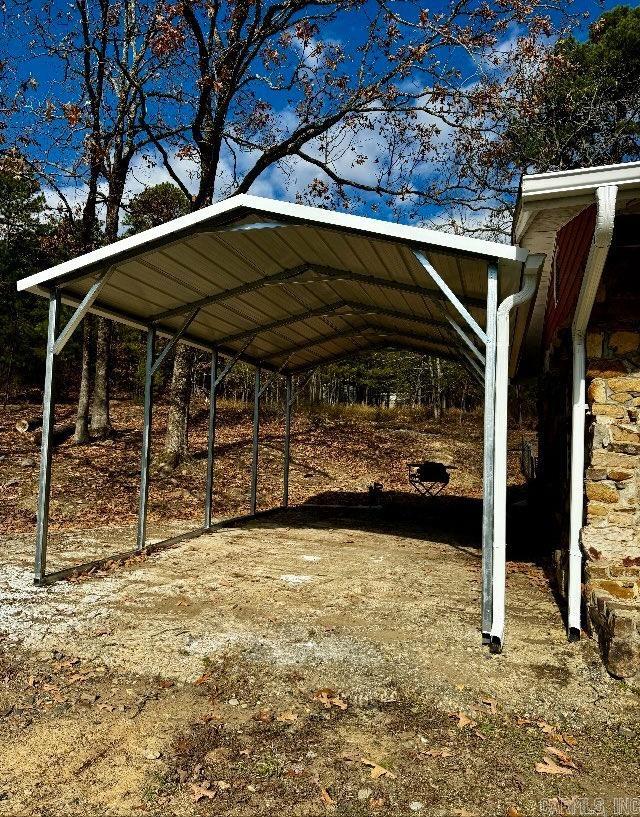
[67,673,86,684]
[190,783,217,802]
[314,689,347,710]
[158,679,174,689]
[361,758,397,780]
[422,747,453,758]
[194,673,211,685]
[452,712,477,730]
[537,719,557,735]
[276,711,298,723]
[319,786,335,806]
[543,746,577,768]
[535,756,575,776]
[481,697,497,715]
[217,780,231,791]
[506,808,524,817]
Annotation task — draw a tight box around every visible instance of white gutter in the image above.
[490,254,543,652]
[567,184,618,640]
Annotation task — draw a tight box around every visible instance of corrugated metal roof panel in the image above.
[18,194,528,372]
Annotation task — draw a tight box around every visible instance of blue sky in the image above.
[2,0,635,229]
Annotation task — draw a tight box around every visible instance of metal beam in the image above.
[136,326,156,552]
[204,350,218,529]
[445,313,485,366]
[34,291,61,583]
[481,263,498,642]
[215,298,458,349]
[150,264,311,322]
[289,338,461,374]
[283,374,292,508]
[218,302,347,346]
[288,370,317,404]
[264,324,457,364]
[150,263,487,323]
[206,220,288,234]
[459,346,485,386]
[151,307,200,376]
[309,264,486,309]
[52,286,280,372]
[264,326,372,361]
[457,355,485,388]
[213,336,256,388]
[260,305,450,361]
[414,250,488,344]
[53,268,113,355]
[250,367,261,514]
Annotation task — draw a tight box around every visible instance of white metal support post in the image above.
[250,367,261,514]
[481,262,498,642]
[283,374,293,507]
[34,291,61,583]
[33,273,114,582]
[204,350,218,528]
[137,326,156,551]
[490,257,541,652]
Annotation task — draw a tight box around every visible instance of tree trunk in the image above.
[90,318,111,438]
[74,317,93,444]
[162,343,194,468]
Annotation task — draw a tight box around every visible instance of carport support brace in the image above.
[481,262,498,642]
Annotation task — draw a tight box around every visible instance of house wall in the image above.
[540,214,640,683]
[582,220,640,681]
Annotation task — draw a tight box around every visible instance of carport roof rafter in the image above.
[18,193,529,375]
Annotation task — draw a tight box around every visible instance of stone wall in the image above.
[583,332,640,680]
[538,215,640,683]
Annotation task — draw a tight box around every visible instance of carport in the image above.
[17,194,543,651]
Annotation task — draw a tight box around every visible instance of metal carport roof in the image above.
[18,192,542,656]
[18,194,528,373]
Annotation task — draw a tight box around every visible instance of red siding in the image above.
[543,205,596,348]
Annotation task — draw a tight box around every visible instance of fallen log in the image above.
[33,422,76,447]
[15,417,42,434]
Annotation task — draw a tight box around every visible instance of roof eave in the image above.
[18,193,527,296]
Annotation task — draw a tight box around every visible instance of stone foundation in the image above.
[583,329,640,682]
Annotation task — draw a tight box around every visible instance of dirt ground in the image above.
[1,401,639,816]
[0,398,491,570]
[1,505,639,817]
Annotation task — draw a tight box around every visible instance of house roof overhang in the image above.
[18,193,529,375]
[510,161,640,378]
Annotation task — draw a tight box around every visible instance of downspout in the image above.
[490,254,542,652]
[567,184,618,641]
